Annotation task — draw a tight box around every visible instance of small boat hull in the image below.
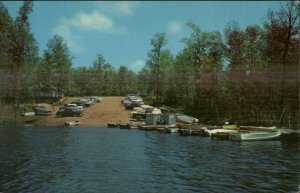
[119,124,131,129]
[175,113,198,124]
[211,132,230,140]
[202,128,238,137]
[65,121,80,127]
[163,127,179,133]
[229,130,281,141]
[107,123,119,128]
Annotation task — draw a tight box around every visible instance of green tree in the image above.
[8,1,38,118]
[39,35,72,91]
[167,48,195,107]
[92,54,106,73]
[88,53,117,96]
[0,2,16,103]
[182,21,225,121]
[117,66,137,96]
[224,21,246,123]
[146,33,167,106]
[101,63,117,96]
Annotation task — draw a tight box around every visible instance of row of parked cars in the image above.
[56,96,102,117]
[122,94,144,110]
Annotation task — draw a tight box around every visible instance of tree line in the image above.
[0,1,299,127]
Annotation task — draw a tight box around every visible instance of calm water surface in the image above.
[0,125,299,193]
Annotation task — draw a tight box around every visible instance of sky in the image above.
[4,1,282,72]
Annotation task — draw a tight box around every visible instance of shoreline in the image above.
[27,122,110,128]
[24,96,132,128]
[1,96,299,129]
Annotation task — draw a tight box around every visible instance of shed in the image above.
[34,87,64,99]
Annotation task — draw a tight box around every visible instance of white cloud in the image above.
[167,21,183,34]
[130,59,145,72]
[95,1,140,16]
[52,10,128,53]
[63,11,126,33]
[70,11,114,31]
[114,2,140,15]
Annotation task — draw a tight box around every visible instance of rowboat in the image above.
[202,127,238,137]
[229,130,281,141]
[211,132,232,140]
[21,112,36,116]
[239,126,277,131]
[119,123,131,129]
[65,121,80,127]
[107,123,120,128]
[175,113,198,124]
[164,126,179,133]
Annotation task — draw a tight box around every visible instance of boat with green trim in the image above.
[229,130,281,141]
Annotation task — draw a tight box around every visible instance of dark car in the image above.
[34,107,51,116]
[56,108,83,117]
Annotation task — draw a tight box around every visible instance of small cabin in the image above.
[34,87,64,99]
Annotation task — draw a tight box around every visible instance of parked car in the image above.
[59,105,84,111]
[34,107,51,116]
[90,96,102,103]
[56,108,83,117]
[125,100,142,110]
[71,100,85,107]
[79,98,95,107]
[71,99,94,107]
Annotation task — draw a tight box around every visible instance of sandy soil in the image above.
[34,96,132,127]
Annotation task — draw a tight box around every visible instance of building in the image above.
[34,87,64,99]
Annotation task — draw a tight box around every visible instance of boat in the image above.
[211,132,231,140]
[229,130,281,141]
[21,112,36,116]
[163,126,179,133]
[239,126,277,131]
[175,113,198,124]
[119,123,131,129]
[65,121,80,127]
[107,123,120,128]
[169,127,179,133]
[202,127,238,137]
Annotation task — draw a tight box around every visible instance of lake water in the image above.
[0,125,299,193]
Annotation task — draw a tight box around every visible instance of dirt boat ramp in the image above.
[34,97,132,128]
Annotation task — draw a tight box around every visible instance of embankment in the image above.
[34,96,131,127]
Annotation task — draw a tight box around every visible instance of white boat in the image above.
[164,126,179,133]
[175,113,198,124]
[21,112,36,116]
[169,128,179,133]
[65,121,80,127]
[239,126,277,131]
[202,127,238,136]
[229,130,281,141]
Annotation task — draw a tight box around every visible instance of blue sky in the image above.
[4,1,281,72]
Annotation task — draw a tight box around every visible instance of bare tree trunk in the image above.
[212,98,219,124]
[279,108,286,127]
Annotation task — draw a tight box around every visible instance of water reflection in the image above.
[0,126,299,192]
[143,132,300,193]
[0,125,70,192]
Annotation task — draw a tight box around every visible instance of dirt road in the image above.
[34,97,131,127]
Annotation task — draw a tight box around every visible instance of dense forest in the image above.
[0,1,299,127]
